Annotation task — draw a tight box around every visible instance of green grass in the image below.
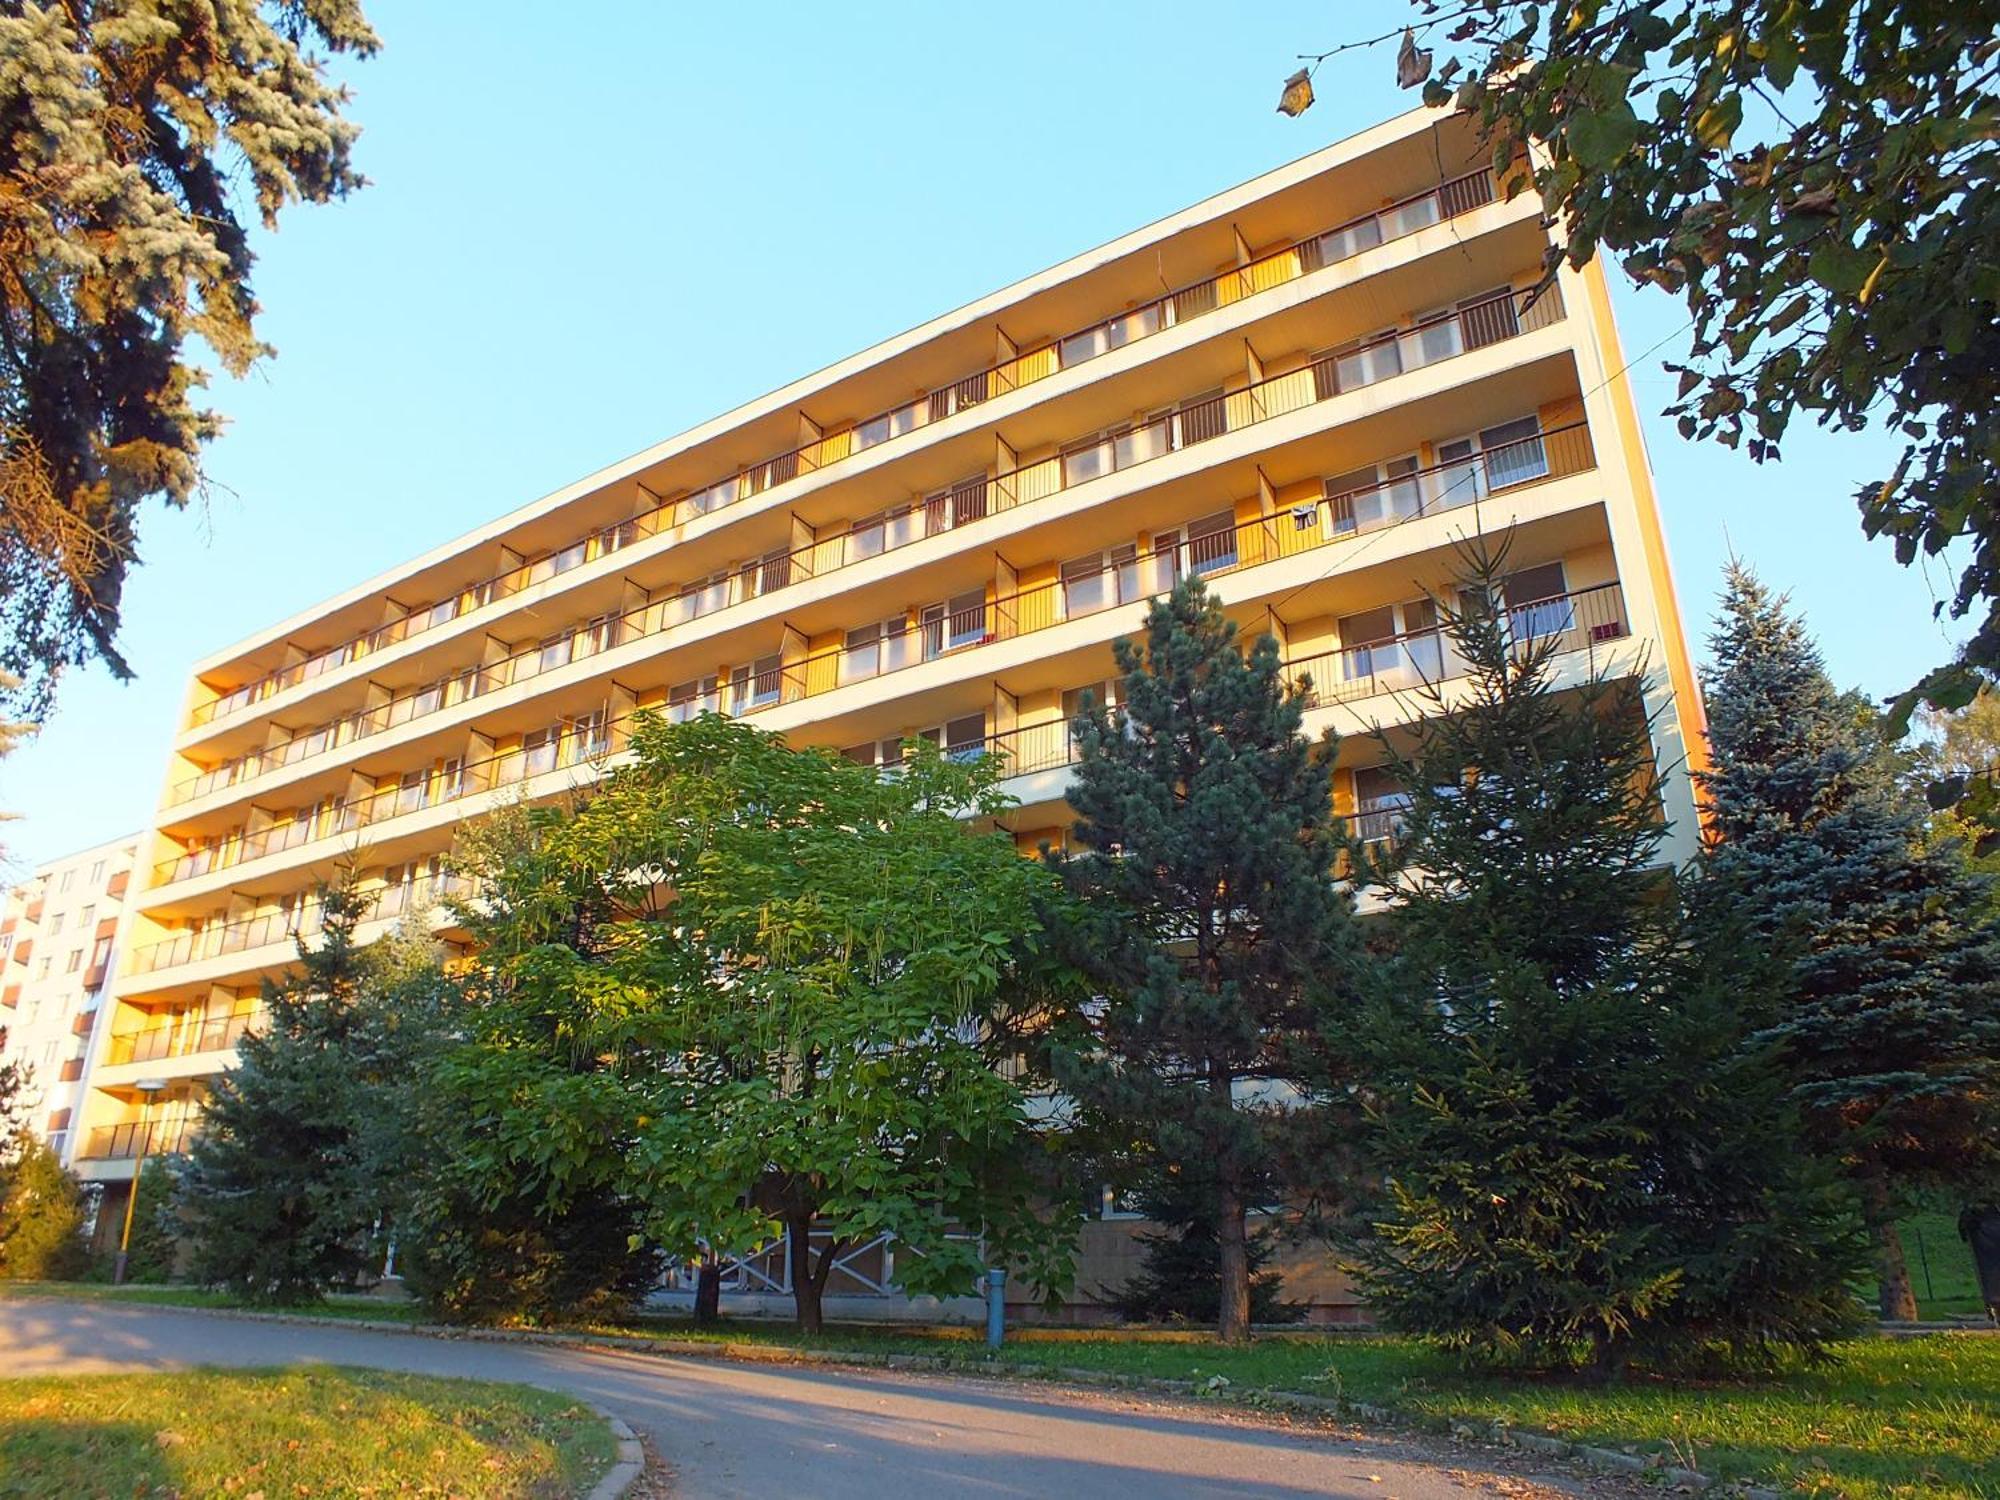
[0,1366,615,1498]
[2,1280,423,1321]
[1900,1211,1989,1323]
[10,1284,1996,1497]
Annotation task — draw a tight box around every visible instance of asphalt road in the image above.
[0,1298,1593,1498]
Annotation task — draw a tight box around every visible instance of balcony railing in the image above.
[80,1119,197,1161]
[152,412,1598,890]
[186,167,1503,733]
[169,279,1567,809]
[104,1010,258,1067]
[129,874,470,976]
[962,581,1629,786]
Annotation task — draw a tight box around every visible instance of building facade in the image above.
[1,834,139,1165]
[77,104,1708,1314]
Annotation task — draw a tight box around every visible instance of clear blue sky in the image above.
[1,0,1967,870]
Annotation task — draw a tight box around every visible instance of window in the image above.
[1325,456,1422,535]
[1477,416,1548,489]
[944,714,988,763]
[1501,562,1574,640]
[675,572,731,622]
[566,710,609,762]
[1060,545,1140,618]
[92,936,113,969]
[842,617,910,684]
[668,676,720,723]
[1060,434,1111,488]
[36,957,50,980]
[47,912,63,937]
[66,948,82,974]
[58,870,74,894]
[1353,766,1412,845]
[89,861,104,886]
[522,726,560,778]
[1314,212,1385,266]
[921,590,987,657]
[1336,328,1402,390]
[1186,510,1238,575]
[1380,190,1443,239]
[730,655,783,714]
[396,768,430,815]
[537,630,574,674]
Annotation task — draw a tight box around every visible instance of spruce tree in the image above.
[1701,563,2000,1319]
[179,878,379,1303]
[1344,545,1864,1374]
[0,1135,90,1280]
[1055,576,1357,1344]
[1106,1167,1302,1325]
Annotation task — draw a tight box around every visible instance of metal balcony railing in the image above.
[169,278,1567,810]
[80,1119,197,1161]
[153,410,1598,891]
[129,874,471,976]
[957,581,1629,785]
[188,167,1501,735]
[105,1011,258,1067]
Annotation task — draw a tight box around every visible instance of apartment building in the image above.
[0,834,139,1165]
[78,103,1707,1316]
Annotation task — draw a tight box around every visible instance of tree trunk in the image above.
[1862,1174,1919,1322]
[693,1253,721,1326]
[1214,1173,1252,1344]
[786,1213,824,1333]
[1211,1058,1252,1345]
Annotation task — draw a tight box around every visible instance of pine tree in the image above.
[1344,545,1864,1374]
[1055,576,1358,1344]
[179,878,380,1303]
[1106,1167,1302,1326]
[0,1135,90,1280]
[1701,563,2000,1320]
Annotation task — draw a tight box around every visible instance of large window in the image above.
[668,676,720,723]
[841,616,911,684]
[730,655,783,714]
[1325,455,1422,535]
[1187,510,1239,576]
[1059,545,1139,618]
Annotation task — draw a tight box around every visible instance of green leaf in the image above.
[1567,101,1643,169]
[1807,239,1875,296]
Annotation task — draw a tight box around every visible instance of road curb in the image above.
[582,1405,644,1500]
[41,1297,1779,1494]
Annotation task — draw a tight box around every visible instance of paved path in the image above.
[0,1299,1591,1498]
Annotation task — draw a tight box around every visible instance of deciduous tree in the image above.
[449,715,1078,1334]
[1293,1,1999,719]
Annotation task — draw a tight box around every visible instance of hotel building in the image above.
[1,834,139,1166]
[76,104,1707,1315]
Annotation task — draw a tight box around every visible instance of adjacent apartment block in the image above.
[78,104,1708,1314]
[1,834,139,1165]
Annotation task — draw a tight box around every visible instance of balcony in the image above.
[971,581,1630,788]
[150,412,1599,892]
[186,168,1504,735]
[80,1119,197,1161]
[131,874,472,972]
[105,1010,258,1067]
[168,281,1570,812]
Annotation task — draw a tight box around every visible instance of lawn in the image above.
[0,1366,614,1498]
[1900,1210,1990,1322]
[9,1284,1996,1498]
